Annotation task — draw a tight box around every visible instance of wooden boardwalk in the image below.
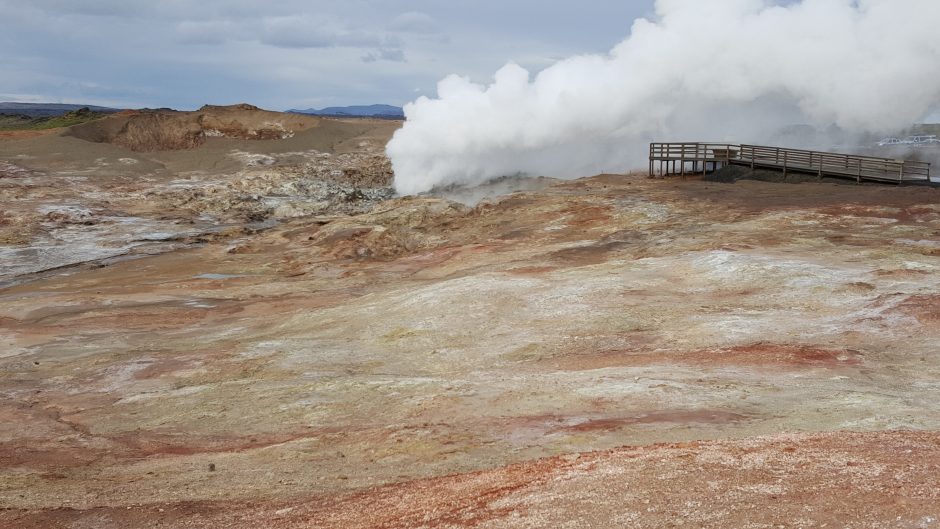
[649,142,932,184]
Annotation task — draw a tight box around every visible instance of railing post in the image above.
[680,144,685,178]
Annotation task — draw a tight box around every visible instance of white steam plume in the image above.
[388,0,940,194]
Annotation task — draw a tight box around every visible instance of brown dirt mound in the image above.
[65,104,326,152]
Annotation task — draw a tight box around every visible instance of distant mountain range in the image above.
[0,102,123,118]
[288,104,404,119]
[2,102,406,120]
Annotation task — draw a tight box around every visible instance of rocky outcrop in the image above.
[66,104,325,152]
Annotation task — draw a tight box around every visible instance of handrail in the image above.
[649,142,931,183]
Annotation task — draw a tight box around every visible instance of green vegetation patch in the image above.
[0,107,109,131]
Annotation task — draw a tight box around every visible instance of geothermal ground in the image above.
[1,107,940,528]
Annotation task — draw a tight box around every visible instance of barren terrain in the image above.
[1,107,939,528]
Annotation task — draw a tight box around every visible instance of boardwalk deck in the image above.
[649,142,932,184]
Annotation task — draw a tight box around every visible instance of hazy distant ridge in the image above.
[0,102,123,118]
[288,104,404,119]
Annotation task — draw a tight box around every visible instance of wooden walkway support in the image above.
[649,142,932,184]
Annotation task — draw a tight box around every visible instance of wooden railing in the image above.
[649,142,738,162]
[737,144,930,183]
[649,142,931,183]
[648,142,739,177]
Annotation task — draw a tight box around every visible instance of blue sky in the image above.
[0,1,656,110]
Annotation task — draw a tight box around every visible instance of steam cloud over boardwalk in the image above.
[388,0,940,194]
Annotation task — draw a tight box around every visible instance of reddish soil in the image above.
[4,431,939,529]
[550,343,864,371]
[505,266,558,275]
[560,410,749,432]
[0,129,58,140]
[893,294,940,324]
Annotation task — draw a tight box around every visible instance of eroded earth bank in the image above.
[1,107,940,528]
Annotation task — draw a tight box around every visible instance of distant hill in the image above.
[0,102,123,118]
[0,107,114,131]
[288,104,404,120]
